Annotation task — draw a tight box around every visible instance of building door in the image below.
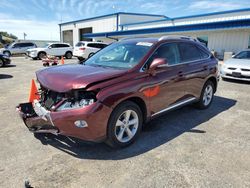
[79,27,92,41]
[62,30,73,46]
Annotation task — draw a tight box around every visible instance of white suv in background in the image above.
[73,41,108,60]
[26,43,73,60]
[0,42,37,56]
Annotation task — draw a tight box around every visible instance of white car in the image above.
[26,43,73,60]
[220,50,250,81]
[73,41,108,60]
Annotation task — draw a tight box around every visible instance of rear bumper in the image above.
[16,100,112,142]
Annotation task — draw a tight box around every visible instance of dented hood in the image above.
[36,64,127,92]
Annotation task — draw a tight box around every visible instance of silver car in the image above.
[220,50,250,81]
[0,42,37,57]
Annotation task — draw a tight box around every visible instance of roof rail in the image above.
[158,35,198,42]
[119,36,148,41]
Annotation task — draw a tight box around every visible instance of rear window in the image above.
[75,42,85,47]
[178,43,202,63]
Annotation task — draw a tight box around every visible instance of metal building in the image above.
[59,8,250,57]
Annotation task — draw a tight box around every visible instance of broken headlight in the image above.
[56,91,96,111]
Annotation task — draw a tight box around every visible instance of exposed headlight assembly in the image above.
[57,99,95,111]
[56,90,96,111]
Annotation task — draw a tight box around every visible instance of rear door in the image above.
[177,42,211,99]
[86,43,101,56]
[144,42,187,114]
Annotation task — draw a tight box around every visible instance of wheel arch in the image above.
[109,96,148,125]
[3,50,11,55]
[206,76,217,93]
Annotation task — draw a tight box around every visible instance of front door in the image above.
[142,43,187,115]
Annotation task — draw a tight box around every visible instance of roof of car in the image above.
[78,41,108,44]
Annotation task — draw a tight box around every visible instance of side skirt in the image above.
[151,97,197,117]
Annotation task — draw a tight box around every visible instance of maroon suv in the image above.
[17,36,219,148]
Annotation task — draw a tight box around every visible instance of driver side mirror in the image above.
[148,58,168,75]
[48,46,52,49]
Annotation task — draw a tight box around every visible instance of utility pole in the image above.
[23,33,27,40]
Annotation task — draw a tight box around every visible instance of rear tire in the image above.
[195,80,215,109]
[88,52,95,58]
[38,52,46,60]
[65,51,72,59]
[106,101,142,148]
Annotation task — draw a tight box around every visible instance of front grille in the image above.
[226,73,250,79]
[40,87,64,110]
[228,67,236,70]
[241,68,250,71]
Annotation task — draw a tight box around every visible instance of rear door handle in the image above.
[203,65,208,70]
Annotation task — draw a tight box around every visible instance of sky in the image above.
[0,0,250,40]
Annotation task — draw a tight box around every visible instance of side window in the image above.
[60,44,69,48]
[87,43,99,48]
[12,43,21,48]
[199,48,210,59]
[178,43,202,63]
[50,44,56,48]
[149,43,180,66]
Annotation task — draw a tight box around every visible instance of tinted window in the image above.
[51,44,69,48]
[199,49,210,59]
[75,42,85,47]
[149,43,180,66]
[178,43,202,63]
[12,43,21,48]
[20,43,35,47]
[99,44,108,49]
[87,43,100,48]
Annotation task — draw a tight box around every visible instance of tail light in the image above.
[79,47,85,51]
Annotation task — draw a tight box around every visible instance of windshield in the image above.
[84,41,153,69]
[233,51,250,59]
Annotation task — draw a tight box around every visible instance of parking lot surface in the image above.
[0,57,249,188]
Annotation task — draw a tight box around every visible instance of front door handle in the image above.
[203,65,208,70]
[178,71,183,77]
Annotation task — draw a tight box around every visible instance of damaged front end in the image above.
[16,84,98,135]
[17,100,58,134]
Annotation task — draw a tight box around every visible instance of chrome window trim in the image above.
[140,41,211,72]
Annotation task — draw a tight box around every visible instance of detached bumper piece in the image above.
[16,100,58,134]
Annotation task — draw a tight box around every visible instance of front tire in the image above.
[3,51,11,57]
[0,59,5,67]
[195,80,215,109]
[106,101,143,148]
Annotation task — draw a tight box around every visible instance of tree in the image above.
[0,31,18,39]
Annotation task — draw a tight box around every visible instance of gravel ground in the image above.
[0,57,249,188]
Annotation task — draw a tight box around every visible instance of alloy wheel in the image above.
[115,110,139,143]
[203,85,213,106]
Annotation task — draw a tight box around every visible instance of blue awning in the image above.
[84,19,250,38]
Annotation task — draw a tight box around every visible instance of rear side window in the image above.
[87,43,100,48]
[52,44,69,48]
[178,43,202,63]
[150,43,180,66]
[75,42,85,47]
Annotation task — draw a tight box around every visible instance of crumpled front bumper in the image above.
[16,99,113,142]
[16,100,59,134]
